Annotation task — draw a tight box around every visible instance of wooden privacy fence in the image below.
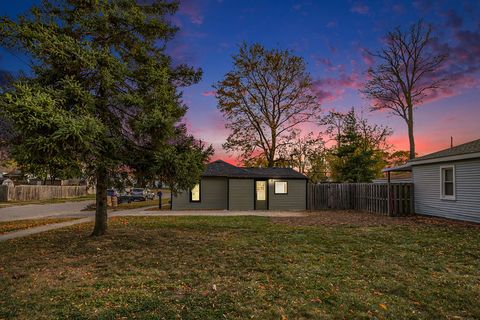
[0,185,87,202]
[307,183,414,216]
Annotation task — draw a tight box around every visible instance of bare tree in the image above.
[321,108,392,151]
[215,43,320,167]
[361,20,448,159]
[278,130,324,174]
[319,111,346,147]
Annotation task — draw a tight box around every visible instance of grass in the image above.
[0,215,479,319]
[0,218,78,234]
[83,198,170,211]
[114,198,170,210]
[0,194,95,208]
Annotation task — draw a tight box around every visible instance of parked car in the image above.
[108,189,133,204]
[107,189,119,197]
[145,189,155,200]
[130,188,147,201]
[118,193,131,204]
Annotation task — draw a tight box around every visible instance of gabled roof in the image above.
[243,167,308,179]
[409,138,480,164]
[203,160,249,177]
[203,160,308,179]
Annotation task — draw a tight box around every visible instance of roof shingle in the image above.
[203,160,307,179]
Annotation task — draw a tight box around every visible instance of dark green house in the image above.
[172,160,308,211]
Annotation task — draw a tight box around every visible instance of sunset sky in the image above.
[1,1,479,163]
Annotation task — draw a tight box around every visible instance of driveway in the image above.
[0,200,94,222]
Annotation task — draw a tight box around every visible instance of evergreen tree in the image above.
[329,109,390,182]
[0,0,212,236]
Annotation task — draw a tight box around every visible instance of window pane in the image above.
[256,181,266,200]
[444,182,454,196]
[275,181,287,194]
[444,168,453,182]
[191,183,200,201]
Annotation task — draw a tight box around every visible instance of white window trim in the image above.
[439,165,456,201]
[274,181,288,195]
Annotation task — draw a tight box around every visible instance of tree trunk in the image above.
[267,154,275,167]
[407,105,415,160]
[91,167,108,236]
[267,129,276,167]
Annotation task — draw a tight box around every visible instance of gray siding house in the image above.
[172,160,308,211]
[408,139,480,223]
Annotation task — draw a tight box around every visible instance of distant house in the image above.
[172,160,308,211]
[385,139,480,223]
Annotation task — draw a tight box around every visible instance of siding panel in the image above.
[229,179,254,210]
[413,158,480,223]
[172,177,227,210]
[268,179,307,210]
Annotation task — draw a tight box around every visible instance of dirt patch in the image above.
[271,210,480,228]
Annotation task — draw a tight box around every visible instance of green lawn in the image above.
[0,214,479,319]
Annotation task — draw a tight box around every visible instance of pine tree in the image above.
[0,0,212,236]
[329,109,390,182]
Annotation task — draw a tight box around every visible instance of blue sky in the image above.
[1,0,480,161]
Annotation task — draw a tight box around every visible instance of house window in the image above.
[274,181,288,194]
[440,166,455,200]
[190,183,200,202]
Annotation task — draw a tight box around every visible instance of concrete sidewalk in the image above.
[0,217,93,242]
[0,200,95,222]
[0,209,306,242]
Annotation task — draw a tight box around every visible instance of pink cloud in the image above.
[312,72,363,103]
[202,90,216,97]
[420,75,477,105]
[167,41,195,65]
[292,4,303,11]
[360,48,374,66]
[392,4,405,14]
[313,88,337,103]
[318,72,361,89]
[443,9,463,29]
[350,2,369,15]
[326,21,337,28]
[314,56,346,73]
[178,0,204,25]
[419,28,480,103]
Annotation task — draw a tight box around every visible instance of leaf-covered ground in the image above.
[0,214,479,319]
[0,218,78,235]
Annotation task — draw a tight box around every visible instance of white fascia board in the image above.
[409,152,480,166]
